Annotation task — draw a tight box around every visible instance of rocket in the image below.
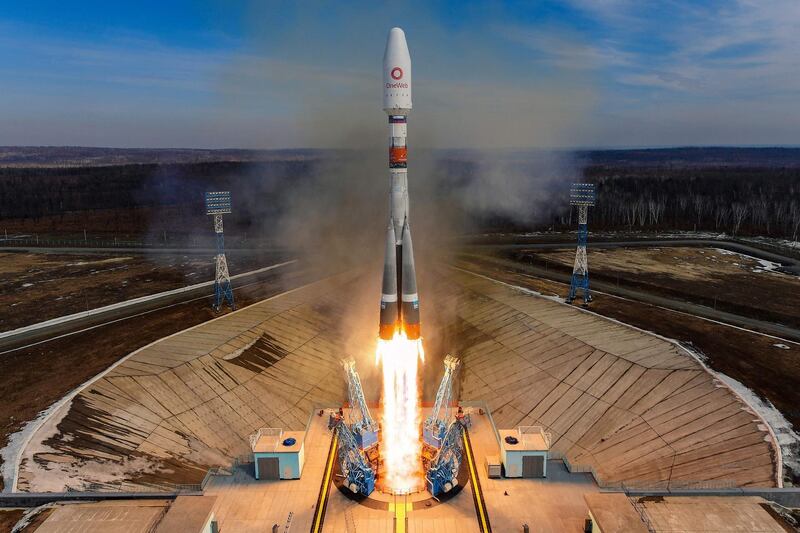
[379,27,420,341]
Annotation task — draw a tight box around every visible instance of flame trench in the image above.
[377,331,424,492]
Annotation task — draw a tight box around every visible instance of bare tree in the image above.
[692,195,706,228]
[790,201,800,243]
[731,203,749,236]
[714,204,730,231]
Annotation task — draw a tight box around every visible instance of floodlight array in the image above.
[569,183,596,206]
[205,191,232,215]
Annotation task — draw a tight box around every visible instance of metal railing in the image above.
[77,480,203,493]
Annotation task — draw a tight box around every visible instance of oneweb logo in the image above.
[391,67,403,80]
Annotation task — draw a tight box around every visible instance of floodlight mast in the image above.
[566,183,596,306]
[205,191,235,312]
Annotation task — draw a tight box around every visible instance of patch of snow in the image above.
[21,283,33,288]
[715,373,800,482]
[10,503,57,533]
[222,337,259,360]
[66,257,132,267]
[0,395,72,492]
[773,343,791,350]
[712,248,784,274]
[754,257,782,273]
[680,341,709,364]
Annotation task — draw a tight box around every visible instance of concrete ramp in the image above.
[447,269,779,488]
[16,267,779,491]
[17,272,358,491]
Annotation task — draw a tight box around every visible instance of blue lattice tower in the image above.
[423,355,460,449]
[205,192,235,312]
[342,358,378,449]
[426,419,465,496]
[566,183,596,306]
[333,419,376,496]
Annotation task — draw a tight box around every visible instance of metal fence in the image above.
[0,235,280,250]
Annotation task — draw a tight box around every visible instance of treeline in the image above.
[1,149,799,241]
[0,160,316,234]
[583,166,800,240]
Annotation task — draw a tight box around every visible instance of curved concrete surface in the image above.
[15,271,357,491]
[447,268,779,488]
[15,266,779,491]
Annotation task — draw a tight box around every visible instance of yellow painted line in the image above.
[393,494,409,533]
[311,430,338,533]
[463,430,491,532]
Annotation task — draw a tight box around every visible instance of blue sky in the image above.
[0,1,798,148]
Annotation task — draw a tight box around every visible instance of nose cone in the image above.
[383,27,412,114]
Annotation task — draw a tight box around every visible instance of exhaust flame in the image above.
[376,331,424,492]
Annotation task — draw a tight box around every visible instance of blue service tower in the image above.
[426,419,465,497]
[566,183,596,306]
[342,358,378,449]
[330,358,377,496]
[205,191,235,312]
[423,355,467,497]
[336,420,376,496]
[423,355,460,448]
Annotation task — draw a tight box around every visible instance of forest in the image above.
[0,147,798,242]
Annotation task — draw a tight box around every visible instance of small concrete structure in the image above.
[485,454,502,478]
[249,428,305,480]
[499,426,551,478]
[584,493,648,533]
[155,495,218,533]
[32,496,219,533]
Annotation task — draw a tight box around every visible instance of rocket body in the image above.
[379,27,420,341]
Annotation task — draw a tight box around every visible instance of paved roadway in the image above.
[5,237,798,272]
[0,260,298,353]
[2,236,797,351]
[460,253,800,342]
[468,238,800,274]
[0,246,287,255]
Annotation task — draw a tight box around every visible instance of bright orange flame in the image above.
[376,330,424,493]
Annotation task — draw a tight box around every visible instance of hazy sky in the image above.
[1,0,798,148]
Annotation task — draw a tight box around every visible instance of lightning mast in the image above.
[423,355,460,448]
[566,183,596,306]
[205,191,235,312]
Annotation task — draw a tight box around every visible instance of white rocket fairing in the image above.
[380,27,420,341]
[383,27,412,115]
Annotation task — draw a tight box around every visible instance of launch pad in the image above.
[11,267,786,532]
[330,405,472,499]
